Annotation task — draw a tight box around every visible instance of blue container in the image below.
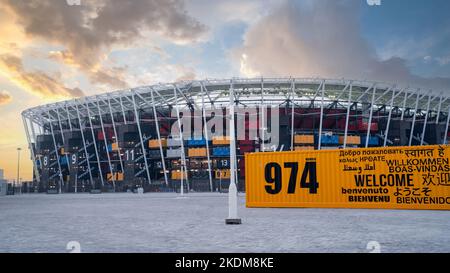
[107,144,113,152]
[213,147,230,156]
[187,139,210,147]
[315,134,339,145]
[361,136,379,146]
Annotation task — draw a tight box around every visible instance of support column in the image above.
[131,91,152,185]
[444,106,450,144]
[420,95,432,145]
[85,100,105,188]
[318,80,325,150]
[150,88,169,185]
[55,108,69,191]
[201,83,214,192]
[47,111,64,193]
[343,81,353,149]
[260,77,265,152]
[409,90,421,146]
[65,104,73,131]
[384,87,396,147]
[120,96,128,125]
[401,90,408,121]
[290,78,295,151]
[97,100,115,191]
[22,115,40,187]
[108,98,125,178]
[436,94,443,124]
[173,86,188,195]
[365,86,377,148]
[75,103,94,187]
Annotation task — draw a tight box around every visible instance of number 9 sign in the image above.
[71,154,77,165]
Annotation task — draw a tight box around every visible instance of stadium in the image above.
[21,77,450,194]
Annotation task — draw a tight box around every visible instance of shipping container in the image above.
[358,120,378,132]
[171,171,188,180]
[360,136,380,146]
[107,142,119,152]
[246,145,450,210]
[338,136,361,145]
[215,169,231,179]
[188,148,208,157]
[316,134,339,145]
[294,146,314,151]
[167,148,183,158]
[111,142,119,151]
[239,145,255,154]
[187,139,209,147]
[213,147,230,156]
[148,149,164,158]
[212,136,230,146]
[167,138,183,147]
[148,139,167,149]
[107,172,124,181]
[294,135,314,144]
[238,140,255,146]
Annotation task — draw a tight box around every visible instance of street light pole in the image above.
[226,79,242,225]
[17,148,21,194]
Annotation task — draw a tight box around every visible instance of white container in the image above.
[0,181,7,196]
[167,148,183,158]
[167,138,183,147]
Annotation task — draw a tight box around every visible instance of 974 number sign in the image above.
[264,159,319,195]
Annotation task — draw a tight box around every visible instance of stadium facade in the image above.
[21,78,450,193]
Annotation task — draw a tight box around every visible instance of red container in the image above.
[239,146,255,153]
[98,131,105,141]
[337,118,358,131]
[238,140,255,146]
[238,160,246,178]
[357,120,378,132]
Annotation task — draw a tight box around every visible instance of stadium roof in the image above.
[22,77,449,125]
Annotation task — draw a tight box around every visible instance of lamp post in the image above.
[226,80,241,225]
[17,148,21,194]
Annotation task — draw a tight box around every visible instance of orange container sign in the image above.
[245,145,450,210]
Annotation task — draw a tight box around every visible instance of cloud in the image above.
[1,0,207,90]
[0,90,12,105]
[174,65,197,82]
[0,54,84,99]
[436,55,450,66]
[125,63,197,86]
[235,0,450,93]
[187,0,273,26]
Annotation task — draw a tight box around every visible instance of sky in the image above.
[0,0,449,181]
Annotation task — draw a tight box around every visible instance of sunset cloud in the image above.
[0,54,84,99]
[1,0,207,90]
[0,90,12,105]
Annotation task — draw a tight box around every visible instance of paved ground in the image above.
[0,192,449,253]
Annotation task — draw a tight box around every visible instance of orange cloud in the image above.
[1,0,207,90]
[0,54,84,100]
[0,90,12,105]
